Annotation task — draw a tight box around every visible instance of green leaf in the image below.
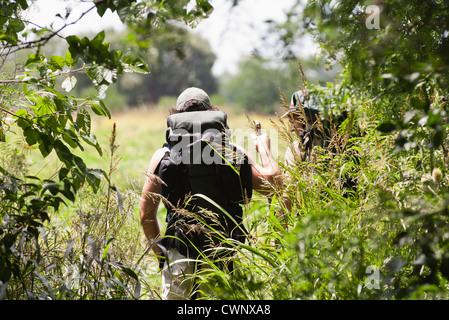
[16,118,30,131]
[34,98,52,118]
[25,53,45,66]
[17,0,29,10]
[53,139,72,164]
[73,155,87,172]
[87,65,114,87]
[63,129,83,149]
[90,100,111,119]
[122,52,150,74]
[7,19,25,33]
[102,238,113,260]
[98,100,111,119]
[45,115,59,133]
[23,127,39,146]
[42,182,60,196]
[64,50,77,66]
[38,142,52,158]
[58,167,70,180]
[81,133,103,156]
[60,189,75,202]
[83,168,103,192]
[91,102,105,117]
[66,35,81,58]
[410,96,428,110]
[92,30,106,46]
[14,109,29,119]
[75,109,91,134]
[49,55,65,70]
[197,0,214,15]
[95,1,109,17]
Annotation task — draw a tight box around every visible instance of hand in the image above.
[252,133,271,156]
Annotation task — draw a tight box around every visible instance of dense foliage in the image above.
[1,0,449,301]
[0,0,213,299]
[294,0,449,298]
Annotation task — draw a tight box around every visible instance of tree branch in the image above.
[0,79,24,84]
[0,66,88,84]
[0,5,97,54]
[0,105,33,124]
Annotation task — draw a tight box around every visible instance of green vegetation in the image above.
[1,0,449,300]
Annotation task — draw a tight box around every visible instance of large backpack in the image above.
[290,90,358,196]
[290,90,350,161]
[157,111,252,263]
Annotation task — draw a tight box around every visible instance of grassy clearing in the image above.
[27,106,283,191]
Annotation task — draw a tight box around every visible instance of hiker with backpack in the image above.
[140,87,281,300]
[282,90,324,168]
[281,89,358,213]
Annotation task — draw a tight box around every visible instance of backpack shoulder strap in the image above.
[153,144,170,176]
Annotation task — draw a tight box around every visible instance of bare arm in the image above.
[140,148,166,259]
[245,133,282,194]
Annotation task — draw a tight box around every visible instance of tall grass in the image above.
[183,94,449,300]
[1,121,161,300]
[188,110,373,299]
[3,92,449,299]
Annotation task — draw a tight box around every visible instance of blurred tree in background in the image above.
[68,0,338,114]
[71,25,218,109]
[220,55,339,114]
[118,24,218,106]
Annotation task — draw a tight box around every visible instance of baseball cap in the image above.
[281,90,319,118]
[176,87,212,111]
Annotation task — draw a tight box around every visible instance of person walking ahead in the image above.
[140,87,281,299]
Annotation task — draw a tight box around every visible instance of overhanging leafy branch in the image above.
[0,0,214,293]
